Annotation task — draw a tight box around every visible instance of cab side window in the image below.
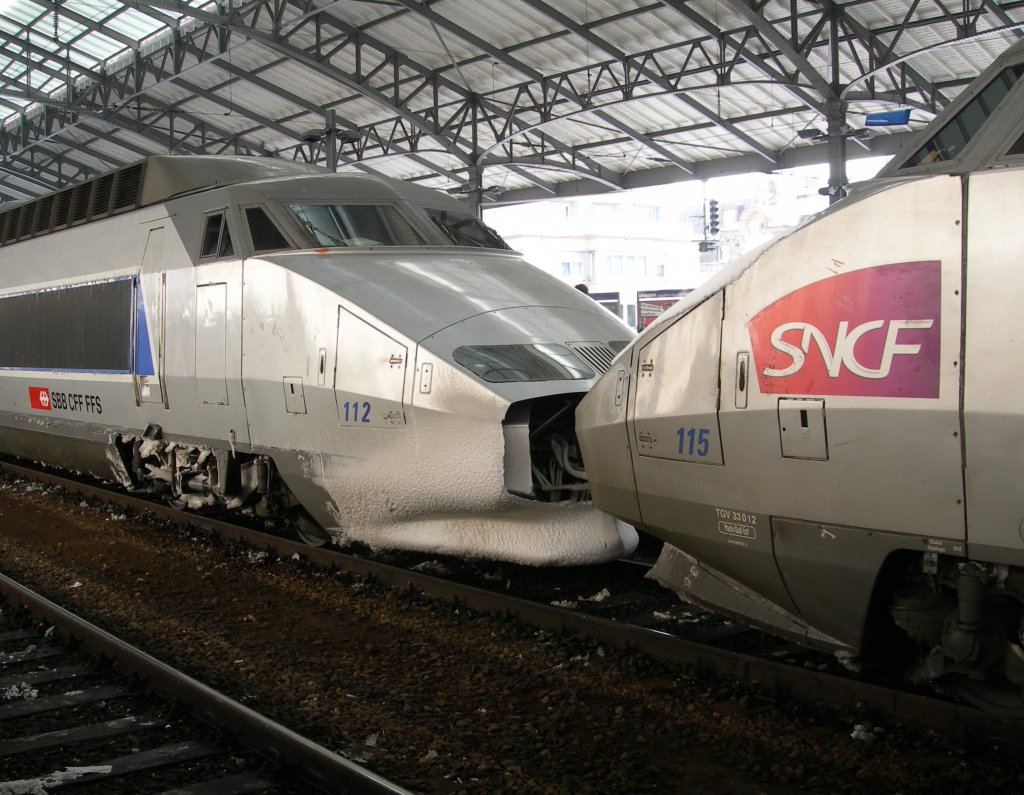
[200,212,234,259]
[245,206,291,253]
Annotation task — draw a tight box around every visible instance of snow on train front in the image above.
[242,244,639,565]
[0,155,636,566]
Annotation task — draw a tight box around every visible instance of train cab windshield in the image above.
[284,201,511,250]
[879,42,1024,178]
[288,202,426,247]
[424,208,511,249]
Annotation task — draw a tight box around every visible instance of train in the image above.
[577,39,1024,708]
[0,155,638,565]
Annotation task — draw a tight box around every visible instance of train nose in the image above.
[575,350,642,526]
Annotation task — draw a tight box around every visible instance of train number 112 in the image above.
[342,400,371,423]
[676,426,710,457]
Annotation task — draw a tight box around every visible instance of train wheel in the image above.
[954,677,1024,718]
[292,509,331,547]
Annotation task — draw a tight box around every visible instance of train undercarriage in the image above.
[108,395,596,550]
[107,427,326,544]
[887,554,1024,711]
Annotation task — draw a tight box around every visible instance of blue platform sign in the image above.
[865,109,911,126]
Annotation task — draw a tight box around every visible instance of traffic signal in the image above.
[708,199,720,236]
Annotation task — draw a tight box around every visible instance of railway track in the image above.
[0,570,411,794]
[2,457,1023,754]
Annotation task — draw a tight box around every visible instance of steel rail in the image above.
[0,568,412,795]
[3,458,1024,748]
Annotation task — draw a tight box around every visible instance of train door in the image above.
[334,307,407,428]
[195,282,229,406]
[628,292,801,614]
[135,225,166,406]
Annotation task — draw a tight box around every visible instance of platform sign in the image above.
[865,109,911,126]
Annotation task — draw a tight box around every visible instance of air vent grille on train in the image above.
[565,342,616,374]
[53,189,73,229]
[2,206,20,244]
[113,162,143,212]
[91,174,115,220]
[18,204,34,239]
[69,185,91,225]
[0,160,149,246]
[33,196,54,235]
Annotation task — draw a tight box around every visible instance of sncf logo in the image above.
[28,386,52,411]
[748,261,941,398]
[763,319,934,379]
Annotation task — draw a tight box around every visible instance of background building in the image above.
[484,159,888,330]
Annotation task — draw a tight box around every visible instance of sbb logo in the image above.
[748,261,941,399]
[28,386,52,411]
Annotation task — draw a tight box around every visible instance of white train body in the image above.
[0,156,636,564]
[577,41,1024,700]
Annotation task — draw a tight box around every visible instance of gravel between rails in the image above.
[2,472,1024,794]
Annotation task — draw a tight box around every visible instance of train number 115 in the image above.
[676,426,710,457]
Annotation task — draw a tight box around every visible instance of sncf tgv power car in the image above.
[578,40,1024,705]
[0,156,637,565]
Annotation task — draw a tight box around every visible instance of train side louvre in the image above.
[1,206,19,244]
[90,173,116,220]
[566,342,616,374]
[0,161,145,246]
[69,183,92,225]
[17,203,34,238]
[53,189,73,229]
[33,196,54,235]
[0,279,133,372]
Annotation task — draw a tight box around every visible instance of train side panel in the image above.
[724,175,965,648]
[0,211,169,476]
[582,174,967,651]
[721,174,964,537]
[963,168,1024,565]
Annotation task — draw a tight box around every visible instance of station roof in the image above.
[1,0,1022,206]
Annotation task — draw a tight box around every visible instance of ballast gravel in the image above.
[1,473,1023,794]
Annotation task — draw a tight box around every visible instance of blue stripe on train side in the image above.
[135,279,155,377]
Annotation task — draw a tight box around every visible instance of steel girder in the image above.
[0,0,1021,201]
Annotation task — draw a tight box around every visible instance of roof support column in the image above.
[326,109,338,171]
[467,164,483,219]
[825,99,848,204]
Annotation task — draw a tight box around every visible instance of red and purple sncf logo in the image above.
[748,261,941,398]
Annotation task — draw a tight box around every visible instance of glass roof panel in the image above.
[0,0,1021,203]
[0,0,209,123]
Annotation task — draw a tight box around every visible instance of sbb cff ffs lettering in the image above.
[29,388,103,414]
